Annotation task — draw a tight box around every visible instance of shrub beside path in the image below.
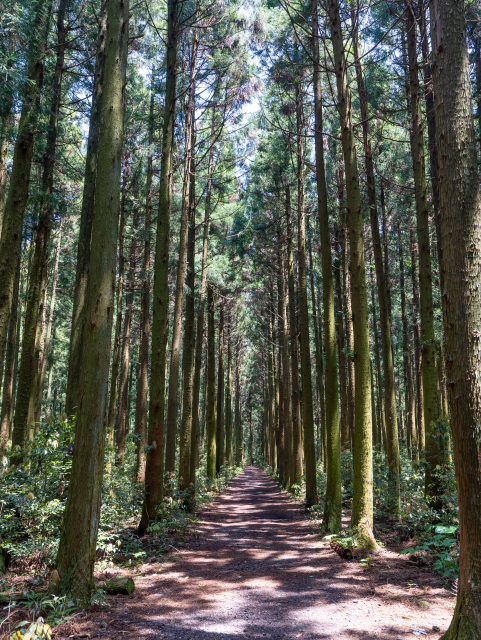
[54,466,454,639]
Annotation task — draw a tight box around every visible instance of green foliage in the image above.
[5,619,52,640]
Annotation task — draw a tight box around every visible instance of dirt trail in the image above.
[56,467,454,639]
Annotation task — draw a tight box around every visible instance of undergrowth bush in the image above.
[0,416,243,577]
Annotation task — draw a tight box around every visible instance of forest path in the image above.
[58,467,453,639]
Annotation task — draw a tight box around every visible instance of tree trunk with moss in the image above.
[0,256,20,455]
[428,0,481,635]
[116,212,138,465]
[10,0,65,461]
[312,0,341,528]
[134,76,154,485]
[0,0,52,390]
[295,82,317,507]
[206,284,217,479]
[328,0,377,548]
[406,4,441,500]
[179,66,197,493]
[165,38,197,474]
[55,0,129,602]
[234,348,242,466]
[278,228,291,487]
[65,6,107,416]
[286,185,303,484]
[225,323,233,466]
[351,1,400,517]
[138,0,180,535]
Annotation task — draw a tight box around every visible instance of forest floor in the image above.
[53,467,454,639]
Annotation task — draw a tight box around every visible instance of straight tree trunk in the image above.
[286,185,303,483]
[351,1,400,516]
[116,212,138,465]
[35,219,62,422]
[105,189,126,474]
[341,219,355,448]
[164,37,197,474]
[55,0,129,601]
[139,0,180,534]
[328,0,376,548]
[410,230,425,452]
[225,322,233,466]
[335,227,349,447]
[429,0,481,634]
[65,6,107,415]
[191,103,215,480]
[277,229,290,487]
[134,75,154,485]
[0,0,53,357]
[179,69,197,494]
[234,348,242,465]
[312,0,341,528]
[216,299,225,472]
[206,284,216,479]
[406,4,440,499]
[398,223,417,460]
[10,0,65,460]
[0,256,20,455]
[295,82,317,507]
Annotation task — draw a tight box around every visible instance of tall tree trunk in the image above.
[410,229,424,452]
[0,0,53,357]
[10,0,65,460]
[134,74,154,486]
[179,58,197,494]
[406,4,440,499]
[312,0,341,528]
[164,36,197,474]
[328,0,376,548]
[429,0,481,633]
[335,227,349,447]
[116,211,138,465]
[351,0,400,516]
[191,102,215,480]
[55,0,129,601]
[225,322,233,466]
[216,299,225,473]
[398,223,417,460]
[278,228,291,487]
[295,82,317,507]
[105,188,126,475]
[286,185,303,483]
[206,284,216,479]
[35,219,62,422]
[0,256,20,455]
[341,210,355,447]
[65,6,108,415]
[139,0,180,534]
[234,347,242,466]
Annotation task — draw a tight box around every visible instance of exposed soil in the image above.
[53,467,454,639]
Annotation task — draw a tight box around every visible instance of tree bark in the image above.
[206,284,216,479]
[406,3,440,499]
[295,81,317,507]
[234,348,242,466]
[164,36,197,474]
[10,0,65,460]
[65,5,108,415]
[139,0,180,534]
[429,0,481,634]
[225,322,233,466]
[216,299,225,473]
[36,219,62,422]
[134,74,154,485]
[55,0,129,602]
[351,0,400,516]
[116,211,138,465]
[328,0,376,548]
[286,185,303,484]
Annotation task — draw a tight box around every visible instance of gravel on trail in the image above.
[54,466,454,639]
